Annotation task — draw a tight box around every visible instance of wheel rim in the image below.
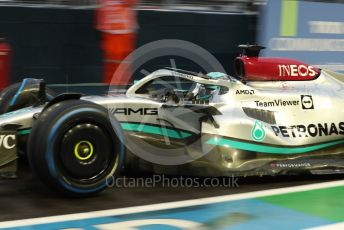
[59,123,117,182]
[74,140,94,161]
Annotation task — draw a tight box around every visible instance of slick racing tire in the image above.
[0,83,56,114]
[28,99,125,197]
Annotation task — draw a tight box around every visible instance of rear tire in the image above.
[0,82,56,114]
[28,99,124,197]
[0,83,20,114]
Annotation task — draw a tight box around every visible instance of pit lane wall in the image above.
[0,6,256,85]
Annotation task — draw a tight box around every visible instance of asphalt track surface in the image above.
[0,159,342,223]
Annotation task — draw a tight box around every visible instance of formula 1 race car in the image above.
[1,44,344,196]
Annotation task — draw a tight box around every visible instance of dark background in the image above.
[0,7,256,84]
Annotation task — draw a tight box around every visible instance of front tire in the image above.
[28,99,124,196]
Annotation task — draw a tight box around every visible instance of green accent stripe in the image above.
[15,124,193,139]
[207,137,344,154]
[120,122,192,139]
[280,0,299,36]
[259,186,344,221]
[17,129,31,135]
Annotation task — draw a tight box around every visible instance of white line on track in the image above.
[305,222,344,230]
[1,180,344,228]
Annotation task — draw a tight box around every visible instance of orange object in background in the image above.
[96,0,138,85]
[0,39,11,90]
[101,33,136,85]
